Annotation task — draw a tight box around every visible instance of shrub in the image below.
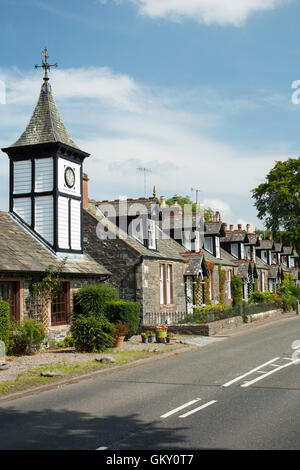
[248,291,274,304]
[70,313,115,353]
[73,283,119,318]
[8,320,46,355]
[277,274,300,312]
[0,299,10,349]
[232,275,243,306]
[105,301,140,339]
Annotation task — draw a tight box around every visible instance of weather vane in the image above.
[34,48,58,82]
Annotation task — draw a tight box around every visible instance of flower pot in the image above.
[156,336,165,343]
[141,336,148,343]
[114,335,125,348]
[148,336,156,343]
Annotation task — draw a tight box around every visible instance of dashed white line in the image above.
[179,400,217,418]
[222,357,280,388]
[160,398,201,418]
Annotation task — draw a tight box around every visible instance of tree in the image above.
[165,194,214,221]
[251,158,300,253]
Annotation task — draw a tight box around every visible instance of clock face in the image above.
[64,167,75,188]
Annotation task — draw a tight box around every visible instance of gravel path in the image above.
[0,335,190,382]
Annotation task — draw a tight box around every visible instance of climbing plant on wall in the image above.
[218,264,226,304]
[29,260,67,331]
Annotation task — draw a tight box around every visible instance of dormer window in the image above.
[261,250,268,263]
[147,219,156,250]
[204,237,213,254]
[290,257,295,267]
[281,255,287,266]
[231,243,239,258]
[183,231,192,251]
[272,253,277,264]
[132,219,144,244]
[240,243,245,260]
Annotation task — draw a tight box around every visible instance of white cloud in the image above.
[0,66,291,227]
[126,0,291,26]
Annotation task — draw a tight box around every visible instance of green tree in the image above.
[165,194,214,221]
[251,158,300,253]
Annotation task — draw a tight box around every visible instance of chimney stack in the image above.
[82,173,89,210]
[223,223,227,232]
[269,232,273,241]
[160,196,167,208]
[246,224,251,233]
[230,224,234,232]
[238,224,242,231]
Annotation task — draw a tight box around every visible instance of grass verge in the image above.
[0,345,186,397]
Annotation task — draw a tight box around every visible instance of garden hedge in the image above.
[105,301,140,339]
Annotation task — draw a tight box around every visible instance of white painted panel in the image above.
[35,158,54,192]
[35,196,54,245]
[58,196,69,249]
[71,199,81,250]
[13,160,32,194]
[13,197,32,225]
[58,157,81,197]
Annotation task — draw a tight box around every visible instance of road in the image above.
[0,315,300,450]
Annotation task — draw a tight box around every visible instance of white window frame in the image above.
[215,236,220,258]
[227,270,232,299]
[194,231,200,253]
[231,243,239,258]
[147,219,156,250]
[132,218,144,244]
[204,236,214,254]
[240,243,245,260]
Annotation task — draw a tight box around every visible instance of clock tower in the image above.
[1,49,89,256]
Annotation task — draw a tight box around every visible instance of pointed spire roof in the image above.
[10,81,80,150]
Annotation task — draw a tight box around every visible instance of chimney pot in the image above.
[238,224,242,231]
[82,173,89,210]
[230,224,234,232]
[223,223,227,231]
[246,224,250,233]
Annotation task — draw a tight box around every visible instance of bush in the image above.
[232,275,243,306]
[70,313,115,353]
[105,301,140,339]
[73,283,119,318]
[277,274,300,312]
[248,291,274,304]
[0,299,10,349]
[8,320,46,355]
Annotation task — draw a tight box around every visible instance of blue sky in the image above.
[1,0,300,230]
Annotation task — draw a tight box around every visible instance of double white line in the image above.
[223,356,297,388]
[160,398,217,419]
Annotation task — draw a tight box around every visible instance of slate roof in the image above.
[282,246,293,255]
[87,202,185,261]
[183,255,209,277]
[0,212,109,276]
[203,248,236,267]
[204,222,226,236]
[237,261,257,279]
[257,239,274,250]
[272,242,282,252]
[220,231,249,243]
[268,265,283,280]
[96,198,159,218]
[9,82,81,150]
[255,256,270,270]
[245,233,258,245]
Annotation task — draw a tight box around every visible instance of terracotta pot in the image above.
[166,337,177,344]
[114,335,125,348]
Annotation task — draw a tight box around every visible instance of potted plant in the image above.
[155,325,167,343]
[147,330,156,343]
[114,320,129,348]
[166,332,177,344]
[141,332,148,344]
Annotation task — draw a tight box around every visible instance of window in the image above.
[147,219,156,250]
[132,218,144,244]
[0,282,18,321]
[290,257,295,267]
[51,282,70,325]
[194,231,200,253]
[261,250,268,263]
[272,253,277,265]
[215,236,220,258]
[182,231,192,251]
[240,243,245,260]
[159,263,173,306]
[231,243,239,258]
[204,237,213,254]
[245,246,251,260]
[281,255,287,266]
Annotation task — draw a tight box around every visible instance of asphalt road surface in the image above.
[0,315,300,450]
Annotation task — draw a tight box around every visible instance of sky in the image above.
[0,0,300,231]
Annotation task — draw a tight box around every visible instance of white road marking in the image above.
[222,357,280,387]
[179,400,217,418]
[160,398,201,418]
[96,446,108,450]
[241,359,296,387]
